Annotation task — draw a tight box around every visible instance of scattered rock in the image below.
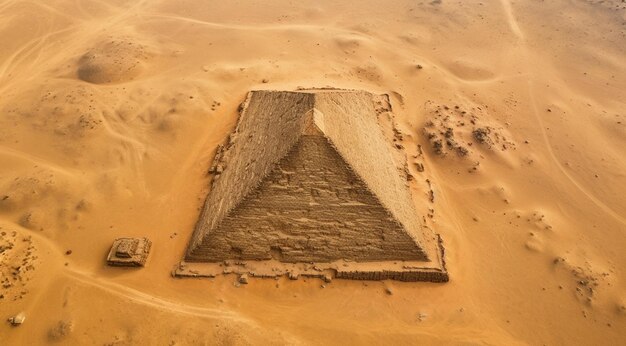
[0,230,36,301]
[472,127,493,146]
[65,250,72,255]
[432,139,444,155]
[422,101,516,161]
[48,320,73,341]
[8,312,25,326]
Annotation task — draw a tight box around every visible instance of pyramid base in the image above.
[174,237,448,283]
[174,260,448,282]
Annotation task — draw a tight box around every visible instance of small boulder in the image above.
[238,274,249,284]
[8,312,25,326]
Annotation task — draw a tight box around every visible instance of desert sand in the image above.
[0,0,625,344]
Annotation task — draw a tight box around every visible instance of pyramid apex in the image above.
[302,108,326,135]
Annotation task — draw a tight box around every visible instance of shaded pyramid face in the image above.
[183,90,448,282]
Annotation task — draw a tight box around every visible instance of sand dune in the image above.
[1,0,625,344]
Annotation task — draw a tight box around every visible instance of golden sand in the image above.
[0,0,625,344]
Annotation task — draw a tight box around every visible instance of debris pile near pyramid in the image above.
[176,90,448,282]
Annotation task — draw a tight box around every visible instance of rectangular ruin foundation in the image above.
[107,237,152,267]
[174,236,448,282]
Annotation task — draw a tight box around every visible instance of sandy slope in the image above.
[0,0,624,344]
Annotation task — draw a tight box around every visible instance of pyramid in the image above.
[177,90,448,282]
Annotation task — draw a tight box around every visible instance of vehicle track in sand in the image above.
[500,0,626,226]
[4,222,250,323]
[63,269,247,322]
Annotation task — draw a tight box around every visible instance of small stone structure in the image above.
[176,89,448,282]
[107,237,151,267]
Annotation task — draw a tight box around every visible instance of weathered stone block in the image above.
[107,238,151,267]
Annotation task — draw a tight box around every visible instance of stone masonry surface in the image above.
[184,90,445,280]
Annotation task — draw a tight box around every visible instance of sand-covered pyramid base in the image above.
[176,89,448,282]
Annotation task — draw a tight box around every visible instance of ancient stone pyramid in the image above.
[179,90,448,282]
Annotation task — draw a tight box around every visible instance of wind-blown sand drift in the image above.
[177,90,447,282]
